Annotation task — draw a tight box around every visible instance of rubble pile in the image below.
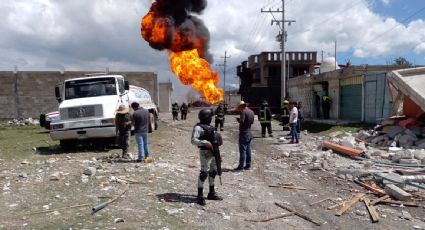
[2,118,39,127]
[357,116,425,149]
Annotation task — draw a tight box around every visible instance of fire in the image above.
[170,49,223,104]
[140,1,223,104]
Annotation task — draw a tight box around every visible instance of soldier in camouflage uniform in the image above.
[115,105,132,159]
[191,109,223,206]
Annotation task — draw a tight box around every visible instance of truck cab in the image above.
[49,74,158,149]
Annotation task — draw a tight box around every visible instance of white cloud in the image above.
[0,0,424,99]
[381,0,391,5]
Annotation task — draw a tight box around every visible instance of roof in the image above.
[389,67,425,112]
[64,74,124,82]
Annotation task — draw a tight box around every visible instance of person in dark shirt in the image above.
[115,105,131,159]
[180,102,188,120]
[214,103,225,131]
[131,102,151,162]
[172,102,179,120]
[297,101,305,137]
[235,101,254,171]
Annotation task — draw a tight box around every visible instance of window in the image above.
[65,77,117,100]
[118,79,125,94]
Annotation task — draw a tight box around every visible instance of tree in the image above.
[393,57,412,67]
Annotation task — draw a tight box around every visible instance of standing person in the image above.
[281,99,290,131]
[258,100,273,138]
[131,102,151,163]
[235,101,255,171]
[180,102,188,120]
[214,103,225,131]
[297,102,305,137]
[314,92,321,118]
[191,109,223,206]
[289,102,299,144]
[172,101,179,121]
[115,105,131,159]
[322,95,331,119]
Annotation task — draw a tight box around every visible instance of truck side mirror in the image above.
[124,80,130,91]
[55,86,62,103]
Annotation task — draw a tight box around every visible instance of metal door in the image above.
[364,81,377,123]
[340,84,362,120]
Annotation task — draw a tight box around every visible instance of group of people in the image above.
[172,101,189,121]
[115,102,151,163]
[280,100,305,144]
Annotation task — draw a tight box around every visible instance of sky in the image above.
[0,0,424,101]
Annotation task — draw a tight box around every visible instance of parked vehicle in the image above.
[49,74,158,149]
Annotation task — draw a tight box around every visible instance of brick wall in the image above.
[0,71,160,119]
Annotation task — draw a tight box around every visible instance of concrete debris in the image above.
[50,172,62,181]
[357,116,425,150]
[384,184,412,201]
[114,218,124,223]
[3,118,39,126]
[400,210,412,220]
[83,167,97,177]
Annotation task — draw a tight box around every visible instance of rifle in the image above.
[199,124,223,185]
[211,131,223,185]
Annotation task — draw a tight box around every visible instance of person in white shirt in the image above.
[289,102,299,144]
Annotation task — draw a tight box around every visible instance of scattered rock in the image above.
[355,210,367,216]
[114,218,124,223]
[83,167,97,176]
[18,173,28,178]
[50,172,62,181]
[400,210,412,220]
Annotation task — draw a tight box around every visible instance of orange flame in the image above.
[170,49,223,104]
[141,2,223,104]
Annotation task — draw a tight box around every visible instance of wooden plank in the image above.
[369,195,390,206]
[322,141,363,158]
[269,185,310,190]
[363,197,380,223]
[328,195,354,210]
[335,193,366,216]
[309,197,331,206]
[274,202,322,226]
[246,212,295,222]
[354,179,386,197]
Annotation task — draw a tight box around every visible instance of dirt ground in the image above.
[0,109,424,229]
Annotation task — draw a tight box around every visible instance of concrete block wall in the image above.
[0,71,161,119]
[0,73,18,118]
[288,77,313,117]
[158,82,172,113]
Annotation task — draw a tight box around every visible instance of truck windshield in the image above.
[65,77,117,100]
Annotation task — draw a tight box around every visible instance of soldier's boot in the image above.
[220,128,224,131]
[207,186,223,200]
[197,188,206,206]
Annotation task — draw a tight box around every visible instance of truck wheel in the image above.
[148,113,154,133]
[60,140,76,150]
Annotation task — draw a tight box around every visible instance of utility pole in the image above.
[261,0,295,102]
[334,40,337,70]
[216,50,231,104]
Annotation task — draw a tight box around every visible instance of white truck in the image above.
[49,74,158,149]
